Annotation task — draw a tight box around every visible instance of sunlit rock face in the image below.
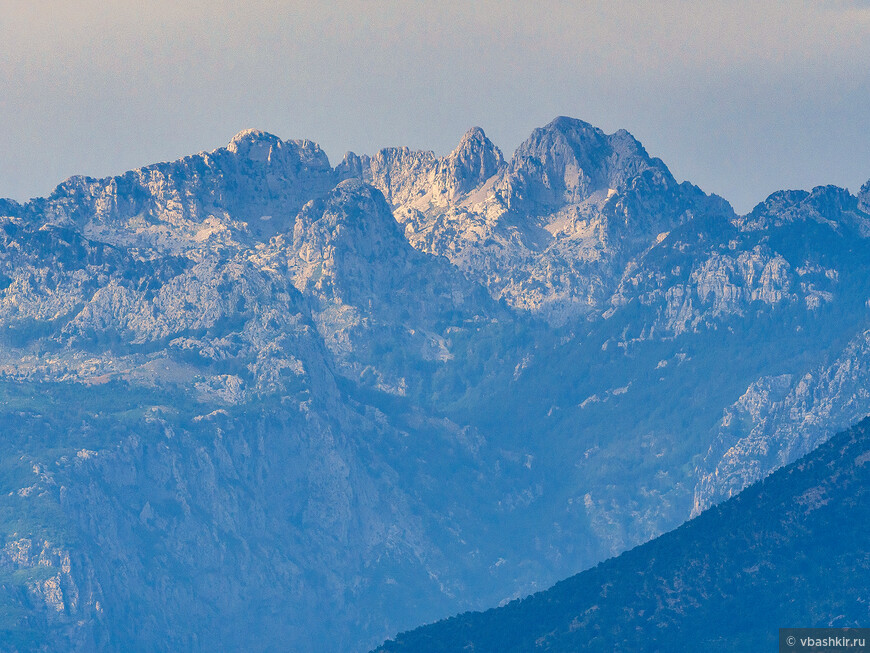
[1,118,869,652]
[28,129,336,252]
[339,117,733,325]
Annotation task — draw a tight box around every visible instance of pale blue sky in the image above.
[2,1,869,213]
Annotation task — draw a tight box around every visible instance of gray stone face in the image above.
[859,178,870,213]
[336,117,730,325]
[692,329,870,515]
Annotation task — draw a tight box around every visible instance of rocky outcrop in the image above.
[736,184,870,235]
[0,536,104,651]
[500,117,667,212]
[339,117,730,324]
[434,127,504,201]
[859,178,870,213]
[335,148,439,207]
[693,329,870,514]
[336,127,504,208]
[604,181,869,339]
[27,129,336,252]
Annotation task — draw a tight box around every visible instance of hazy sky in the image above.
[2,1,869,213]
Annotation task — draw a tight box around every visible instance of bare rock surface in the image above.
[1,120,869,652]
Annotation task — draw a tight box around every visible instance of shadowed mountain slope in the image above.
[376,418,870,652]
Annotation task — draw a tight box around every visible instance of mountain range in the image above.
[1,117,869,651]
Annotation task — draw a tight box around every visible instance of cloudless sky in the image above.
[1,1,869,213]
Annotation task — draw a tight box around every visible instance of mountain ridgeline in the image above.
[0,117,869,651]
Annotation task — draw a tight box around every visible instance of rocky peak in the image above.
[454,125,491,149]
[225,128,284,159]
[220,128,333,180]
[511,116,608,176]
[335,151,366,180]
[0,198,21,218]
[737,185,869,234]
[290,179,405,272]
[805,184,863,221]
[859,178,870,213]
[503,116,672,212]
[311,178,400,236]
[27,131,336,251]
[334,147,438,206]
[433,127,505,201]
[335,128,505,208]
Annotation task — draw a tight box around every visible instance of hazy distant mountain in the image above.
[375,418,870,652]
[0,119,868,651]
[339,117,731,324]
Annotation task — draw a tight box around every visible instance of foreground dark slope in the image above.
[376,418,870,652]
